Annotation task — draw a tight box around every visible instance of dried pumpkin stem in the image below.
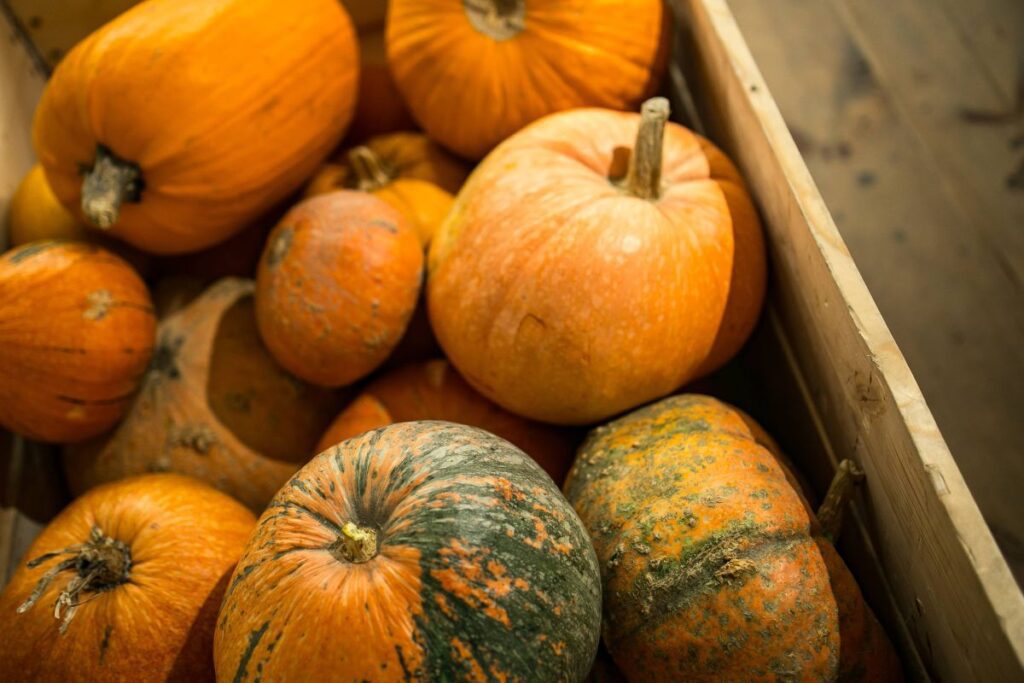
[332,522,378,564]
[626,97,671,200]
[16,526,132,634]
[463,0,525,40]
[347,147,393,192]
[816,459,866,541]
[81,145,142,229]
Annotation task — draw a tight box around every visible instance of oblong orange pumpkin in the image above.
[255,192,424,387]
[428,99,767,424]
[563,395,901,681]
[33,0,359,254]
[316,359,578,483]
[215,421,602,682]
[0,473,255,682]
[387,0,669,159]
[64,278,342,511]
[0,241,155,442]
[7,164,89,245]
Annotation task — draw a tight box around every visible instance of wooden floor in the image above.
[729,0,1024,580]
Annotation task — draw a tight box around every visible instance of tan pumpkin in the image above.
[428,99,766,424]
[0,473,255,682]
[7,164,89,245]
[0,241,155,443]
[255,192,424,387]
[33,0,359,254]
[64,278,342,511]
[387,0,669,159]
[346,29,416,143]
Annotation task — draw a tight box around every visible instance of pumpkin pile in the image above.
[0,0,901,680]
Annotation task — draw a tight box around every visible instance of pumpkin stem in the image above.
[626,97,671,200]
[332,522,379,564]
[81,145,142,229]
[17,526,132,634]
[347,147,394,192]
[816,460,866,541]
[463,0,525,41]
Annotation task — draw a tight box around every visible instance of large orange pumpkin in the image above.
[387,0,669,159]
[315,359,578,482]
[346,29,416,143]
[0,241,155,443]
[428,99,767,425]
[215,421,602,682]
[255,192,424,387]
[0,473,255,682]
[64,278,342,511]
[7,164,89,245]
[33,0,359,254]
[563,395,901,681]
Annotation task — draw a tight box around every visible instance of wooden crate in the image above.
[1,1,1021,680]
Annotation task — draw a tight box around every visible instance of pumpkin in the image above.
[7,164,89,245]
[255,192,423,387]
[315,359,578,482]
[0,473,255,682]
[387,0,669,159]
[428,99,767,425]
[563,395,901,681]
[0,240,155,443]
[64,278,342,511]
[214,421,602,682]
[33,0,359,255]
[155,216,274,284]
[347,29,416,143]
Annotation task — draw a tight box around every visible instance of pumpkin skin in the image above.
[64,278,342,511]
[387,0,669,159]
[255,192,424,387]
[347,29,416,143]
[33,0,359,254]
[8,164,89,245]
[428,103,766,424]
[0,473,255,682]
[215,421,602,682]
[315,359,577,483]
[563,395,901,682]
[0,241,155,442]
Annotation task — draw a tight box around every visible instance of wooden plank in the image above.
[728,0,1024,583]
[933,0,1023,105]
[673,0,1024,679]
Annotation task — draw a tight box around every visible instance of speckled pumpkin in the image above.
[315,359,578,483]
[215,421,602,682]
[563,395,901,682]
[0,240,155,442]
[0,473,255,682]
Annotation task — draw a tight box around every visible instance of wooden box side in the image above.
[670,0,1024,679]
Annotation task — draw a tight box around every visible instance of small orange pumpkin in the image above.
[315,359,578,482]
[64,278,342,511]
[346,29,416,143]
[255,192,424,387]
[0,473,255,681]
[387,0,669,159]
[33,0,359,254]
[7,164,89,245]
[0,241,155,443]
[428,99,767,424]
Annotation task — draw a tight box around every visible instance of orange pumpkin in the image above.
[315,359,578,482]
[0,241,155,443]
[428,99,767,424]
[33,0,359,254]
[64,278,342,511]
[0,473,255,682]
[255,192,423,387]
[564,395,901,681]
[387,0,669,159]
[7,164,89,245]
[346,29,416,143]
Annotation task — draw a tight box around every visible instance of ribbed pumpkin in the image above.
[387,0,669,159]
[305,132,469,246]
[0,473,255,682]
[346,29,416,143]
[428,99,766,424]
[7,164,89,245]
[315,359,577,483]
[215,421,602,682]
[563,395,901,682]
[64,278,342,511]
[255,192,423,387]
[33,0,359,254]
[0,241,155,443]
